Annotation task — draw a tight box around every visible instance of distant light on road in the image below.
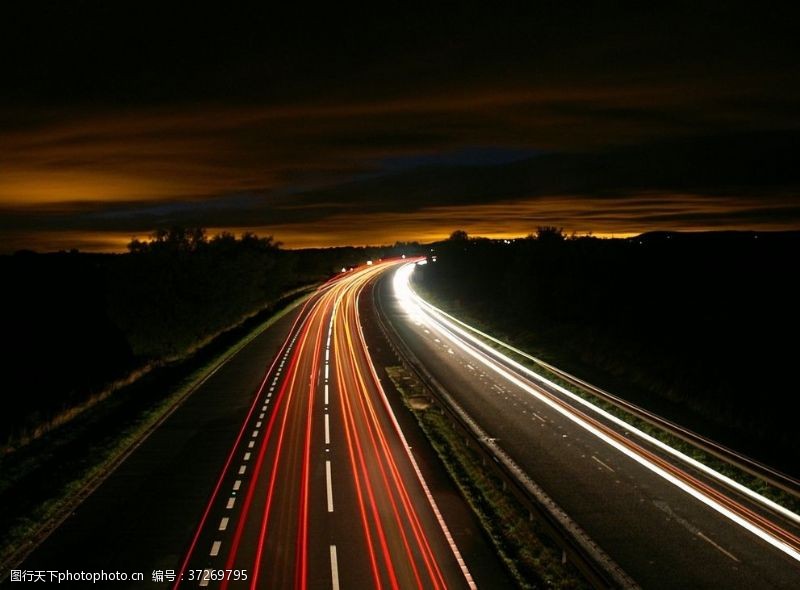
[366,260,373,265]
[341,267,347,273]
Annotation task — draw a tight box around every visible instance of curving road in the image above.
[15,260,508,589]
[174,260,479,589]
[379,261,800,589]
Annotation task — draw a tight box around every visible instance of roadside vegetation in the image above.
[0,229,423,571]
[1,228,419,451]
[0,292,308,570]
[415,229,800,475]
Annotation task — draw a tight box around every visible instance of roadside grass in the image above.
[386,365,588,590]
[411,283,800,518]
[0,289,312,573]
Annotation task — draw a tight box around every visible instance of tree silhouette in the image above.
[536,226,565,242]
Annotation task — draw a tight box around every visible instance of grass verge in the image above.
[412,282,800,517]
[386,365,588,590]
[0,288,312,574]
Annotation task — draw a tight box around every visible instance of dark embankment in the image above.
[415,231,800,474]
[1,228,419,449]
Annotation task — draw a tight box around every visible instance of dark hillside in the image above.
[2,252,134,440]
[1,230,420,447]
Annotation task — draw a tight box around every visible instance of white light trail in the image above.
[392,263,800,562]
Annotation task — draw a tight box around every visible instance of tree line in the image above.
[419,230,800,469]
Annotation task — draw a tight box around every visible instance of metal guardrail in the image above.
[372,281,639,589]
[420,295,800,500]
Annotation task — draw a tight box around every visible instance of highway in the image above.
[379,261,800,589]
[174,260,480,589]
[16,260,509,589]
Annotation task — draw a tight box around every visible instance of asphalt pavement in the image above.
[377,265,800,590]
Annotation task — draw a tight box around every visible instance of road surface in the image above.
[175,260,479,589]
[379,261,800,589]
[15,261,509,589]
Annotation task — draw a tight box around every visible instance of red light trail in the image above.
[175,260,473,589]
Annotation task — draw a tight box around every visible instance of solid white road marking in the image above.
[697,531,740,562]
[210,541,221,556]
[353,287,478,589]
[330,545,340,590]
[326,460,334,512]
[396,266,800,562]
[592,455,616,473]
[219,517,229,531]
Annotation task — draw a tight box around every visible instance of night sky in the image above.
[1,3,799,252]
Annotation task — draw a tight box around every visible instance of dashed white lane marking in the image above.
[226,497,236,509]
[243,452,251,461]
[697,531,740,562]
[591,455,616,473]
[262,405,268,411]
[248,440,255,449]
[326,460,334,512]
[329,545,340,590]
[233,480,241,491]
[325,364,329,379]
[210,541,221,556]
[219,517,229,531]
[199,570,210,587]
[252,430,259,438]
[256,421,262,428]
[532,412,546,422]
[238,465,247,475]
[325,413,330,445]
[259,412,265,419]
[324,384,329,405]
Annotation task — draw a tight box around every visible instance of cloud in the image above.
[1,3,799,251]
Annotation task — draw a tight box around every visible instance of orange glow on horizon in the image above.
[3,190,793,255]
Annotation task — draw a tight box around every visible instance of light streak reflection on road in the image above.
[393,262,800,563]
[177,259,476,590]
